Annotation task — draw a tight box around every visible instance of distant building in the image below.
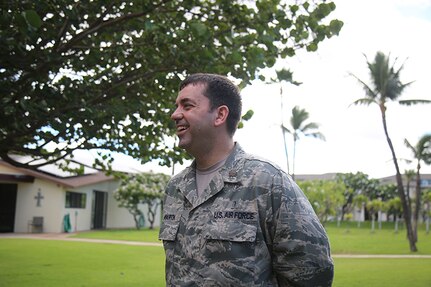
[0,160,160,234]
[380,174,431,191]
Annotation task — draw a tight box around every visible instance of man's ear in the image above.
[214,105,229,127]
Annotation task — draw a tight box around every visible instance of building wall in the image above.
[1,164,162,233]
[11,178,160,233]
[15,179,64,233]
[61,185,93,233]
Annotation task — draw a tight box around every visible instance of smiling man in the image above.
[159,73,334,286]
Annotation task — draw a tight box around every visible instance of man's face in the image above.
[171,83,217,155]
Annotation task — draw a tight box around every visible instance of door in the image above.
[0,184,17,232]
[92,190,107,229]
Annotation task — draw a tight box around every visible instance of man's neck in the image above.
[195,141,234,170]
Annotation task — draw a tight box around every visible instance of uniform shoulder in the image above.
[242,152,283,174]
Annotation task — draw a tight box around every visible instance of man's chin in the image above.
[177,139,189,150]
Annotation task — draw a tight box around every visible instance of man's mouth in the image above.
[176,125,189,134]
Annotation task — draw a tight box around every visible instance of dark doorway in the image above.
[92,190,107,229]
[0,184,17,232]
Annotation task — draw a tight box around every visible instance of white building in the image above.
[0,160,161,233]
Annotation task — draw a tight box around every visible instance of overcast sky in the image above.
[233,0,431,178]
[78,0,431,179]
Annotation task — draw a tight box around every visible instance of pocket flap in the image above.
[205,220,257,242]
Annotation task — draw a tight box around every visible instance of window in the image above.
[65,191,86,208]
[420,179,431,188]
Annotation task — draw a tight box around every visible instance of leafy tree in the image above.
[281,106,325,179]
[403,169,416,209]
[352,194,368,228]
[404,134,431,241]
[377,183,398,202]
[350,51,431,251]
[0,0,343,171]
[386,197,402,233]
[367,199,384,233]
[423,190,431,234]
[336,172,381,219]
[298,180,344,224]
[114,172,170,229]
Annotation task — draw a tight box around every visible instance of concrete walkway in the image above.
[2,233,431,258]
[0,232,163,247]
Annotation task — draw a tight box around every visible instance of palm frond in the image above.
[305,132,326,141]
[281,124,292,134]
[348,72,377,99]
[302,122,320,131]
[399,99,431,106]
[350,98,376,106]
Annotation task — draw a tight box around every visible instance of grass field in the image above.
[326,221,431,254]
[71,221,431,255]
[0,239,165,287]
[1,222,431,286]
[333,257,431,287]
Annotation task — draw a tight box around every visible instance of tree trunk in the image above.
[426,203,430,235]
[394,216,399,234]
[133,214,141,230]
[292,137,297,180]
[380,106,417,251]
[413,163,422,243]
[378,210,382,230]
[280,87,290,175]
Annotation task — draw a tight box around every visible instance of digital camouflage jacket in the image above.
[159,144,334,286]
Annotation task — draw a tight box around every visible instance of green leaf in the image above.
[190,22,208,37]
[241,109,254,121]
[307,42,318,52]
[22,10,42,29]
[329,19,344,36]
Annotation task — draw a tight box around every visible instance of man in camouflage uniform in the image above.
[159,73,333,286]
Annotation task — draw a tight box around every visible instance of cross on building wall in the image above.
[34,191,44,207]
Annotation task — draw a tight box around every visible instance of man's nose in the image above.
[171,107,182,121]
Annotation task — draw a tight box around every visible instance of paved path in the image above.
[0,232,163,247]
[2,233,431,258]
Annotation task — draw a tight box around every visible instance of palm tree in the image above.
[423,191,431,234]
[281,106,325,180]
[352,194,368,228]
[387,197,402,233]
[404,169,415,210]
[367,199,383,233]
[404,134,431,242]
[280,86,290,175]
[350,51,431,252]
[277,69,302,176]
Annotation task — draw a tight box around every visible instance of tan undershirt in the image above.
[196,157,227,196]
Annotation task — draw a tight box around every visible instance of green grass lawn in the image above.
[333,258,431,287]
[325,221,431,254]
[71,228,161,243]
[0,239,165,287]
[72,222,431,255]
[1,222,431,286]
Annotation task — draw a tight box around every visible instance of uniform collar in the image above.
[177,143,245,206]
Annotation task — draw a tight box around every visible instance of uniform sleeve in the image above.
[271,174,334,287]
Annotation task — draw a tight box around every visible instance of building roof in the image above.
[0,160,114,188]
[380,173,431,188]
[294,173,339,181]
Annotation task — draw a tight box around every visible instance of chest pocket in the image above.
[205,218,257,242]
[202,215,258,283]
